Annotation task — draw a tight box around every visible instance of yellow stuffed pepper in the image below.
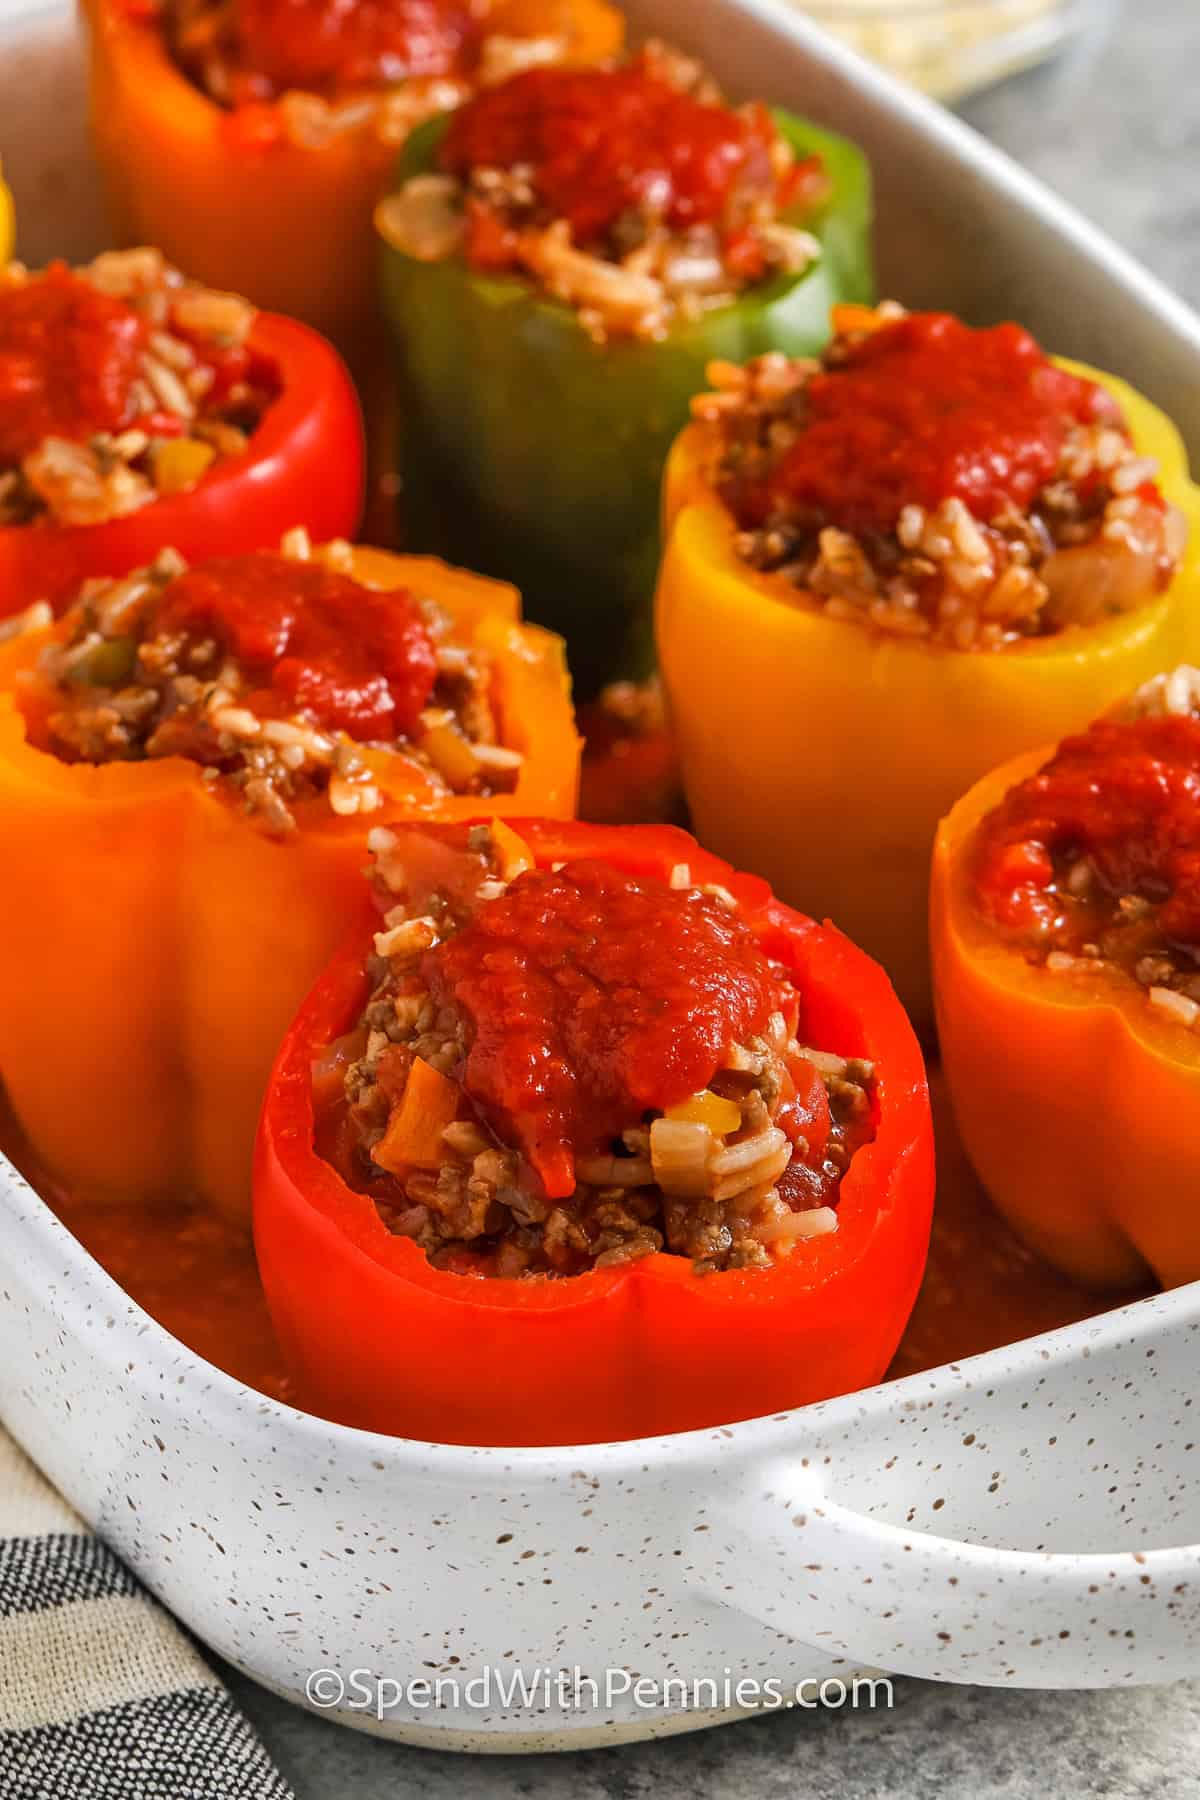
[0,161,13,263]
[932,665,1200,1290]
[0,535,578,1225]
[85,0,623,356]
[656,304,1200,1023]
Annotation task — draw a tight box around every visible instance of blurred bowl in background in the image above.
[792,0,1101,101]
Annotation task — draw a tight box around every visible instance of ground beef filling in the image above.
[168,0,581,151]
[0,250,276,529]
[32,535,522,833]
[170,0,476,145]
[322,826,875,1277]
[698,305,1187,650]
[972,665,1200,1028]
[377,44,825,343]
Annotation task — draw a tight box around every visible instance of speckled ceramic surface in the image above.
[2,1152,1200,1749]
[4,0,1200,1752]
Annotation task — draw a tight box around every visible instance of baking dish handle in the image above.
[701,1291,1200,1686]
[704,1471,1200,1685]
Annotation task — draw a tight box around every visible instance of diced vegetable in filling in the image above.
[699,303,1186,648]
[316,823,876,1275]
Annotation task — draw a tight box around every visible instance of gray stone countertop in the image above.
[226,1,1200,1791]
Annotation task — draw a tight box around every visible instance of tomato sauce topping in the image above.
[973,713,1200,949]
[439,66,782,243]
[227,0,476,97]
[0,264,148,465]
[745,313,1120,535]
[423,859,788,1198]
[154,551,438,739]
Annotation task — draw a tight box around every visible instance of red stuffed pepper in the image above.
[0,249,363,614]
[255,818,934,1445]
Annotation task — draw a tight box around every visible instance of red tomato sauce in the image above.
[155,551,438,740]
[972,713,1200,947]
[0,264,149,465]
[228,0,476,98]
[746,313,1120,534]
[424,859,791,1199]
[440,67,783,243]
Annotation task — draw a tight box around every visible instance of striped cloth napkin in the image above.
[0,1427,293,1800]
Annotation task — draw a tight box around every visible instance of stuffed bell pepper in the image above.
[933,665,1200,1292]
[657,303,1200,1022]
[0,162,13,265]
[0,533,577,1224]
[254,818,934,1445]
[0,249,363,615]
[86,0,623,355]
[376,42,873,694]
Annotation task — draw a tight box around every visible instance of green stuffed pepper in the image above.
[376,44,873,695]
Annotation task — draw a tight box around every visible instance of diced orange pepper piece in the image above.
[372,1056,461,1174]
[829,301,887,336]
[488,818,535,882]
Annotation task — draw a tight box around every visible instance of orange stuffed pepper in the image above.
[0,534,578,1224]
[657,304,1200,1024]
[85,0,623,354]
[933,665,1200,1291]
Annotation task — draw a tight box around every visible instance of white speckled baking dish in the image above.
[4,0,1200,1751]
[4,1154,1200,1749]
